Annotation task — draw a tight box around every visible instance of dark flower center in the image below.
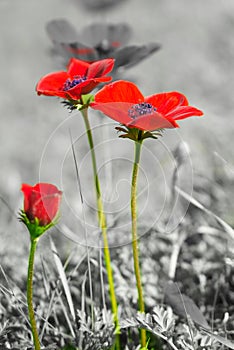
[63,75,87,91]
[96,39,112,56]
[128,102,157,119]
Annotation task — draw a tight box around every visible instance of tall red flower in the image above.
[36,58,115,100]
[91,81,203,131]
[21,183,62,227]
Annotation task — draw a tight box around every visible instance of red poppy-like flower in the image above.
[21,183,62,226]
[36,58,115,100]
[91,81,203,131]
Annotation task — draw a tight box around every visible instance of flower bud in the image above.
[20,183,62,239]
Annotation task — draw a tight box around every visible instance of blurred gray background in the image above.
[1,0,234,274]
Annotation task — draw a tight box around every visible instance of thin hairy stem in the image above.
[131,140,146,347]
[81,108,120,350]
[27,238,41,350]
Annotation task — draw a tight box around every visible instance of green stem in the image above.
[81,109,120,350]
[27,238,41,350]
[82,109,101,201]
[131,140,146,348]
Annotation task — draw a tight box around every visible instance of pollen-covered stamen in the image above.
[63,75,87,91]
[128,102,157,119]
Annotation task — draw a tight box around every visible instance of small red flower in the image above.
[91,81,203,131]
[21,183,62,226]
[36,58,115,100]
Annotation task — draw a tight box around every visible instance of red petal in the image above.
[93,76,112,83]
[33,183,62,196]
[145,92,189,115]
[67,58,90,76]
[127,112,179,130]
[91,101,134,125]
[86,58,115,78]
[166,106,203,120]
[94,80,144,103]
[32,193,62,226]
[36,71,68,98]
[65,80,95,99]
[21,183,33,212]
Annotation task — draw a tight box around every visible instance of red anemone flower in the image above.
[36,58,115,100]
[21,183,62,226]
[91,81,203,131]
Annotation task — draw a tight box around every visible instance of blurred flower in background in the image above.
[46,19,161,71]
[80,0,127,11]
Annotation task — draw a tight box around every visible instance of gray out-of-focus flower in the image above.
[80,0,127,11]
[46,19,161,70]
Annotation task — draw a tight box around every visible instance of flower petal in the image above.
[21,183,33,212]
[32,193,62,226]
[127,112,179,130]
[166,106,203,120]
[67,57,90,76]
[113,43,161,69]
[36,71,68,97]
[81,23,131,48]
[93,80,144,103]
[145,92,189,115]
[33,183,62,195]
[91,101,134,125]
[87,58,115,78]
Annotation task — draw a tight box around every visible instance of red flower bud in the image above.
[21,183,62,227]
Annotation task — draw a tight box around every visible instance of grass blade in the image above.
[175,186,234,241]
[50,237,75,321]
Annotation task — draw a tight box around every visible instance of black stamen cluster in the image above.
[128,102,157,119]
[63,75,87,91]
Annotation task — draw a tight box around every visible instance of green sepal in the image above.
[61,94,94,112]
[61,100,78,112]
[19,210,55,239]
[79,93,94,110]
[141,129,164,140]
[115,126,140,141]
[115,126,164,141]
